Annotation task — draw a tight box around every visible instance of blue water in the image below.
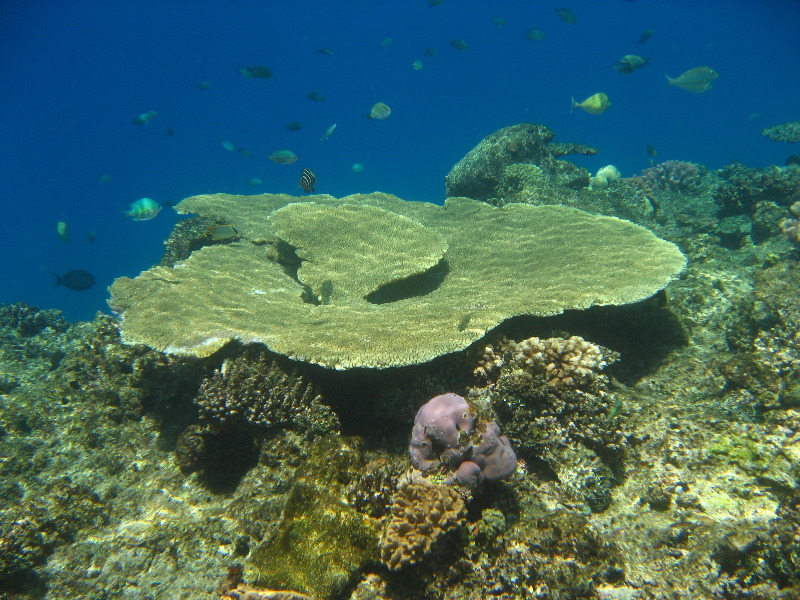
[1,0,798,321]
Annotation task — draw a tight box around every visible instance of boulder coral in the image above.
[108,192,686,369]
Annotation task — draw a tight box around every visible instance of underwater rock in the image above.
[445,123,597,203]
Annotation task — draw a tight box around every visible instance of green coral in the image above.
[109,193,686,369]
[249,437,381,598]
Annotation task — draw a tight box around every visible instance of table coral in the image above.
[109,193,686,369]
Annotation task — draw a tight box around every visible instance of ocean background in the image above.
[1,0,798,322]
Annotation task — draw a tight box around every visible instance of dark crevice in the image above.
[273,240,318,305]
[366,259,449,304]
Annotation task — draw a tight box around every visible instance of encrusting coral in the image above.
[380,479,467,571]
[109,193,685,369]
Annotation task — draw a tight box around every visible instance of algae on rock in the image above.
[109,192,686,369]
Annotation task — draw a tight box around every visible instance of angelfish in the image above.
[300,168,316,193]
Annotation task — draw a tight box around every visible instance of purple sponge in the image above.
[409,393,475,470]
[409,393,517,487]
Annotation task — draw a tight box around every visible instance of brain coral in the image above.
[108,193,686,369]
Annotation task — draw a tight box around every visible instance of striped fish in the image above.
[300,168,316,193]
[368,102,392,120]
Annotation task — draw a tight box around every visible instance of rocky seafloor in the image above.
[1,124,800,600]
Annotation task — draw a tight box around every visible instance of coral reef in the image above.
[379,479,467,571]
[194,349,338,436]
[249,437,382,598]
[472,335,624,513]
[109,193,684,368]
[445,123,597,203]
[629,160,706,195]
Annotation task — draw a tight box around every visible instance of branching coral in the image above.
[194,349,339,436]
[475,335,618,390]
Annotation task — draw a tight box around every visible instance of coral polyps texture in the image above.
[108,192,686,369]
[380,481,467,571]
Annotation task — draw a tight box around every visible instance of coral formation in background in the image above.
[108,193,685,369]
[445,123,598,202]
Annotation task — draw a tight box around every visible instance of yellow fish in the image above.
[124,198,162,221]
[56,220,69,242]
[571,92,611,115]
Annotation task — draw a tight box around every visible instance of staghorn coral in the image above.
[380,480,467,571]
[475,335,617,389]
[194,349,339,436]
[109,193,686,369]
[630,160,705,195]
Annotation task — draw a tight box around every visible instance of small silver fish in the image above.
[132,110,158,125]
[320,123,337,141]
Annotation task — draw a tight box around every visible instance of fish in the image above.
[786,155,800,168]
[124,197,162,221]
[165,127,175,136]
[95,174,113,183]
[571,92,611,115]
[451,38,468,51]
[555,7,577,24]
[132,110,158,125]
[352,163,364,173]
[221,140,235,151]
[368,102,392,120]
[237,66,273,79]
[428,0,444,5]
[269,150,298,164]
[614,55,648,74]
[196,81,212,90]
[525,28,546,41]
[412,59,423,70]
[646,144,658,158]
[236,148,253,158]
[300,168,316,193]
[381,37,393,49]
[424,47,438,57]
[285,121,304,131]
[666,66,718,93]
[490,17,506,27]
[317,48,334,55]
[56,221,69,242]
[320,123,337,141]
[206,224,238,242]
[307,92,326,102]
[638,29,654,43]
[245,178,262,186]
[86,231,97,243]
[53,270,95,291]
